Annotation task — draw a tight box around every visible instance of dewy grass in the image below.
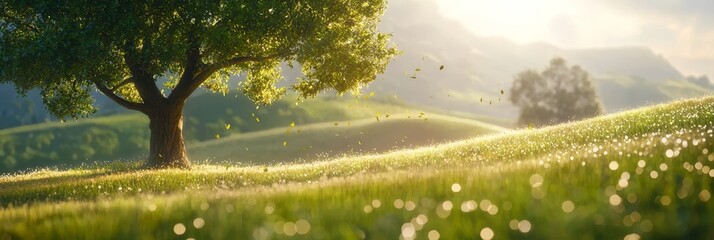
[1,97,714,239]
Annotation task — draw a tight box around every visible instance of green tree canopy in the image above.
[510,57,603,127]
[0,0,398,168]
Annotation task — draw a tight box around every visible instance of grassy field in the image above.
[1,97,714,239]
[189,113,506,165]
[0,94,441,173]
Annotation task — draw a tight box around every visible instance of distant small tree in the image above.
[509,57,603,127]
[0,1,398,169]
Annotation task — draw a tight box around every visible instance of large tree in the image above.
[510,57,603,127]
[0,0,398,168]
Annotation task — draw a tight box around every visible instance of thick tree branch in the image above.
[92,80,147,112]
[168,51,294,102]
[109,77,134,92]
[122,45,165,105]
[171,35,202,103]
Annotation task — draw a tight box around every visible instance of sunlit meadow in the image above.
[2,97,713,239]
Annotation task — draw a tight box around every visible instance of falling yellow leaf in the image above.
[225,124,231,130]
[369,92,375,97]
[290,122,295,127]
[215,134,220,139]
[255,118,260,123]
[439,65,444,70]
[358,140,362,145]
[283,141,287,146]
[500,89,505,94]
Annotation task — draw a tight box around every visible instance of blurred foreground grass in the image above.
[1,97,714,239]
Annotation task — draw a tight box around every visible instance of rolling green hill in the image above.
[0,94,502,173]
[189,113,506,164]
[1,97,713,239]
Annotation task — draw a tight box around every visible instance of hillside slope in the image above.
[2,97,713,239]
[189,113,506,164]
[0,95,504,173]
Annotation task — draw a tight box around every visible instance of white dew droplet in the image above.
[394,199,404,209]
[561,200,575,213]
[363,205,373,213]
[296,219,311,235]
[637,160,646,168]
[518,220,532,233]
[621,172,630,180]
[173,223,186,235]
[480,227,494,240]
[700,190,711,202]
[609,161,619,171]
[402,223,416,239]
[264,203,275,214]
[665,149,674,158]
[442,201,453,211]
[372,199,382,208]
[428,230,440,240]
[451,183,462,193]
[659,163,668,171]
[487,205,499,215]
[624,233,641,240]
[415,214,429,225]
[460,200,477,212]
[509,219,519,230]
[609,194,622,206]
[660,196,672,206]
[529,174,544,188]
[283,222,297,236]
[405,201,417,211]
[193,218,205,229]
[479,199,492,211]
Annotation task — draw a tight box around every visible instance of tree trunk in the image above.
[145,103,191,169]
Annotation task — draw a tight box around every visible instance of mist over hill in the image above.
[0,0,709,128]
[369,0,701,118]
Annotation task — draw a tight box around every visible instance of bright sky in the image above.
[436,0,714,79]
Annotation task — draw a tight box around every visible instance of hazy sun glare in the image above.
[436,0,714,78]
